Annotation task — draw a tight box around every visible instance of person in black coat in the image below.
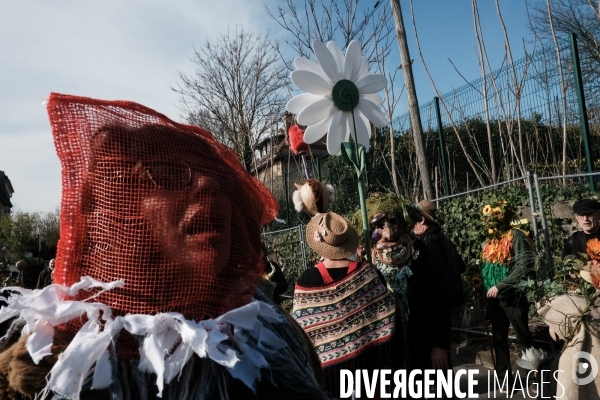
[563,199,600,258]
[367,196,453,374]
[414,200,466,310]
[36,258,55,289]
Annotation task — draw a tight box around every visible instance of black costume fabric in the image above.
[563,230,600,258]
[418,224,466,308]
[21,264,43,290]
[487,296,534,379]
[264,260,288,305]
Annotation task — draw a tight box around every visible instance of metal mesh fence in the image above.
[262,38,600,282]
[307,37,600,218]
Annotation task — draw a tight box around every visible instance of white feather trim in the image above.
[0,278,285,399]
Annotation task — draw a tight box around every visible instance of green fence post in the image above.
[570,32,595,191]
[434,97,451,196]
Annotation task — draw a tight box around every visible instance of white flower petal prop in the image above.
[290,70,331,95]
[287,39,388,156]
[344,41,363,81]
[0,277,285,399]
[326,42,345,76]
[286,93,323,115]
[313,39,340,83]
[516,347,548,370]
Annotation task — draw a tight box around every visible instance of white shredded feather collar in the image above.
[0,277,286,399]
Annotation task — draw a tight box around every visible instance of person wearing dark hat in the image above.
[293,212,401,399]
[563,199,600,258]
[414,200,466,310]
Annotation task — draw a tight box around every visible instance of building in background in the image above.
[0,171,14,216]
[253,113,329,227]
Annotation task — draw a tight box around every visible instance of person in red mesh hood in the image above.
[0,94,327,400]
[78,123,258,319]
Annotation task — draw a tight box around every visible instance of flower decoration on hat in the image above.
[286,40,388,155]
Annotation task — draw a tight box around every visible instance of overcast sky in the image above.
[0,0,532,213]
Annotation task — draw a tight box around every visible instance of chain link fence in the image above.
[266,36,599,221]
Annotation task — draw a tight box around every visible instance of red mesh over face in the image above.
[47,93,279,320]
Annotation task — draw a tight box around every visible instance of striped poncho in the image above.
[292,262,396,367]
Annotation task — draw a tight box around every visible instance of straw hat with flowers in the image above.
[306,212,358,260]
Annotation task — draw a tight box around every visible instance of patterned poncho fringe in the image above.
[292,263,396,368]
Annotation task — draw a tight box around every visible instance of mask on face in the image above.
[47,93,279,324]
[371,212,413,265]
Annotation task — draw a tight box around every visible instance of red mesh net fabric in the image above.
[47,93,279,321]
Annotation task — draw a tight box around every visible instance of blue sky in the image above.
[0,0,534,213]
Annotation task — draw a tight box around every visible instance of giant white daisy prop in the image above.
[286,40,388,155]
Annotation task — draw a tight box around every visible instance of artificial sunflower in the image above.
[482,205,492,215]
[471,276,483,289]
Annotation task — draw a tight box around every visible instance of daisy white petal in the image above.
[294,57,328,80]
[353,111,372,152]
[312,39,340,83]
[355,74,387,94]
[286,93,325,115]
[326,41,345,76]
[327,111,346,155]
[304,107,337,144]
[357,99,388,127]
[344,41,363,81]
[361,93,383,107]
[291,70,332,95]
[297,97,334,126]
[344,118,351,143]
[357,57,369,81]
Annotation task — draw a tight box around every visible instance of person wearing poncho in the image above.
[480,199,534,384]
[293,212,400,399]
[0,93,327,400]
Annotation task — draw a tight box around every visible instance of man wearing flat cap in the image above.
[563,199,600,258]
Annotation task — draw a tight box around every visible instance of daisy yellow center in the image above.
[332,79,360,111]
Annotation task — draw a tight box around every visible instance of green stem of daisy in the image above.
[349,97,372,264]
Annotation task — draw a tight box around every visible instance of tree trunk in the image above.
[390,0,433,199]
